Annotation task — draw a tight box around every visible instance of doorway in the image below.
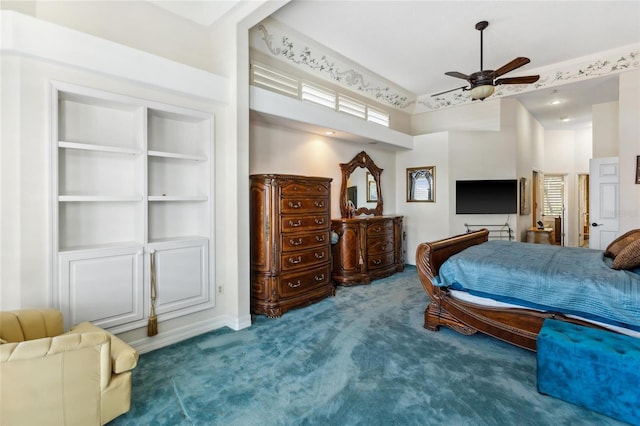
[578,174,589,247]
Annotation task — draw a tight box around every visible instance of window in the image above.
[250,64,298,98]
[301,83,335,109]
[338,95,366,119]
[367,107,390,127]
[250,62,391,128]
[543,175,564,217]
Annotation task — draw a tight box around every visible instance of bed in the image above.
[415,229,640,351]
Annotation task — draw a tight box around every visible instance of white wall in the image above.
[618,70,640,233]
[2,1,219,75]
[592,101,619,158]
[249,119,398,218]
[448,130,518,238]
[395,132,450,264]
[504,98,545,240]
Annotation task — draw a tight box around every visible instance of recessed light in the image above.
[324,131,335,135]
[550,99,564,105]
[560,116,570,122]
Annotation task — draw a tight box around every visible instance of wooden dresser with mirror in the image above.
[331,151,404,286]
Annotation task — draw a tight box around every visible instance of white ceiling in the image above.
[153,0,640,130]
[270,0,640,130]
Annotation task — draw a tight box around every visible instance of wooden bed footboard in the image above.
[415,229,607,352]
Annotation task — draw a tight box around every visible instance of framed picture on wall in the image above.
[406,166,435,202]
[519,177,530,215]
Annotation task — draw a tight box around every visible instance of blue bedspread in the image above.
[436,240,640,330]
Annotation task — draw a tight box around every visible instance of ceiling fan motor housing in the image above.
[469,70,494,88]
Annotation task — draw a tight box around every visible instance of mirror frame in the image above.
[339,151,383,217]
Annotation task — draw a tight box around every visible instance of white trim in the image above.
[128,314,251,354]
[1,11,230,104]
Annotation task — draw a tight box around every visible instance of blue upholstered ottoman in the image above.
[537,319,640,425]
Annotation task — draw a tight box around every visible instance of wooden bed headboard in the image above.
[415,229,490,279]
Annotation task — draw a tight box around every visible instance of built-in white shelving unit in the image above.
[52,82,214,333]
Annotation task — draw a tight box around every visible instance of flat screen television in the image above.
[456,179,517,214]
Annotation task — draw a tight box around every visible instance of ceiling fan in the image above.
[432,20,540,100]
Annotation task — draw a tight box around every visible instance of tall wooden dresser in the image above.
[250,174,335,317]
[331,216,404,286]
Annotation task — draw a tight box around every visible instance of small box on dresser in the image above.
[250,174,335,317]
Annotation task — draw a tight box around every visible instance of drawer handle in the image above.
[289,238,304,246]
[288,201,302,209]
[315,252,325,259]
[288,256,302,264]
[372,226,382,233]
[315,235,325,242]
[372,259,382,265]
[315,274,325,281]
[288,220,302,227]
[381,244,388,251]
[314,201,325,208]
[288,280,302,288]
[314,218,325,225]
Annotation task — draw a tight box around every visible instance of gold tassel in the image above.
[148,249,158,337]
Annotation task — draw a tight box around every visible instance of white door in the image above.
[589,157,619,250]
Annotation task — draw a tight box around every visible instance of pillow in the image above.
[604,229,640,258]
[612,239,640,270]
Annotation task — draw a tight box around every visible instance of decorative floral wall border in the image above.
[417,48,639,112]
[251,18,639,114]
[251,19,416,109]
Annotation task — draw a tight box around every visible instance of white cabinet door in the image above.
[59,246,144,331]
[148,239,211,320]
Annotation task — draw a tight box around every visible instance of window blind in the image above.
[367,107,390,127]
[301,83,336,109]
[543,175,564,216]
[250,64,298,98]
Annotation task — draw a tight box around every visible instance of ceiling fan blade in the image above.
[444,71,470,80]
[493,57,531,77]
[494,75,540,85]
[431,86,468,97]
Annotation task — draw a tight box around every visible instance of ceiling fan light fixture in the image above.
[470,84,495,100]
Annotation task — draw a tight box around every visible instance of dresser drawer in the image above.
[281,230,329,252]
[280,214,329,233]
[280,264,332,298]
[281,246,329,271]
[280,197,328,214]
[367,220,394,236]
[367,236,395,255]
[280,181,330,197]
[368,252,395,270]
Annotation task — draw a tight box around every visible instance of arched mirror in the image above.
[339,151,383,217]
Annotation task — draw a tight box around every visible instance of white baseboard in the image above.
[129,314,252,354]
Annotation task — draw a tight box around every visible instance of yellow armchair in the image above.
[0,309,139,425]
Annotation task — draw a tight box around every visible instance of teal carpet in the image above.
[111,266,625,425]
